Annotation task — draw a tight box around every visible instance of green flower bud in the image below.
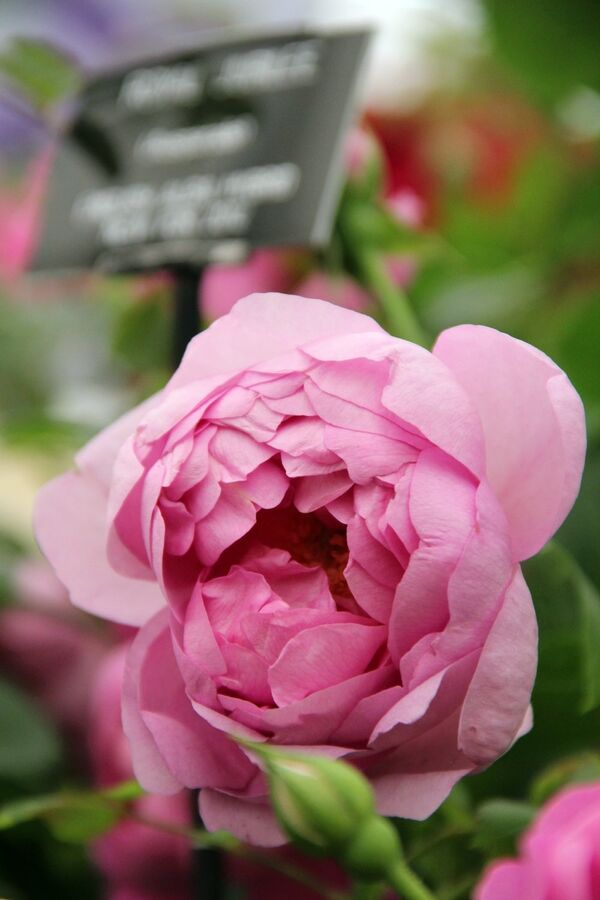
[251,745,375,853]
[341,814,403,881]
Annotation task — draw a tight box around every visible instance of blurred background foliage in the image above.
[0,0,598,897]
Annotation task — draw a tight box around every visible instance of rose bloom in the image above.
[35,295,585,846]
[476,782,600,899]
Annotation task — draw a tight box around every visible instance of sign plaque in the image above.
[32,28,371,273]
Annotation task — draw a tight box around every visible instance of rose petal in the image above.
[122,609,181,793]
[269,622,386,706]
[194,487,257,566]
[35,474,163,626]
[458,567,537,765]
[134,614,253,790]
[170,294,384,391]
[200,791,285,846]
[475,861,527,900]
[382,343,486,475]
[433,325,586,559]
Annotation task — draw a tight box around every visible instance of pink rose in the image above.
[475,782,600,899]
[35,295,585,846]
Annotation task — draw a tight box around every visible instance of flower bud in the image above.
[252,746,374,853]
[345,128,385,196]
[341,815,403,881]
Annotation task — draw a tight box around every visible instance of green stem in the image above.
[387,858,436,900]
[351,881,385,900]
[357,251,428,346]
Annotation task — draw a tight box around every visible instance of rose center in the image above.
[253,506,353,601]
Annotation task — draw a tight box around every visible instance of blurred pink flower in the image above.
[386,188,426,230]
[476,782,600,899]
[0,151,51,280]
[89,644,135,786]
[89,645,192,900]
[93,793,192,900]
[344,127,382,181]
[229,847,350,900]
[0,559,108,759]
[296,270,372,312]
[202,249,300,322]
[13,556,70,613]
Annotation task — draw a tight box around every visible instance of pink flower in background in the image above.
[386,188,425,230]
[36,294,585,846]
[0,151,51,280]
[13,557,71,612]
[90,645,192,900]
[475,782,600,899]
[202,249,301,322]
[296,271,372,312]
[344,127,382,181]
[229,848,351,900]
[0,560,106,758]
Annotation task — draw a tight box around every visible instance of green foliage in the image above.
[0,679,61,784]
[472,800,536,857]
[111,290,171,374]
[0,780,145,843]
[0,38,82,113]
[470,542,600,801]
[482,0,600,102]
[530,753,600,806]
[46,795,121,844]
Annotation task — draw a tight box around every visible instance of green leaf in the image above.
[472,800,536,857]
[577,565,600,713]
[527,542,600,715]
[0,39,82,113]
[0,678,61,782]
[530,753,600,806]
[482,0,600,103]
[46,796,120,844]
[469,541,600,801]
[101,780,146,803]
[0,794,59,830]
[0,780,145,843]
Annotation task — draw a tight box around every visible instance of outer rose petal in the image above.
[433,325,586,560]
[76,395,159,487]
[169,294,384,391]
[122,609,182,794]
[475,860,526,899]
[373,768,472,821]
[126,610,254,793]
[458,567,537,765]
[199,790,285,847]
[34,473,164,626]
